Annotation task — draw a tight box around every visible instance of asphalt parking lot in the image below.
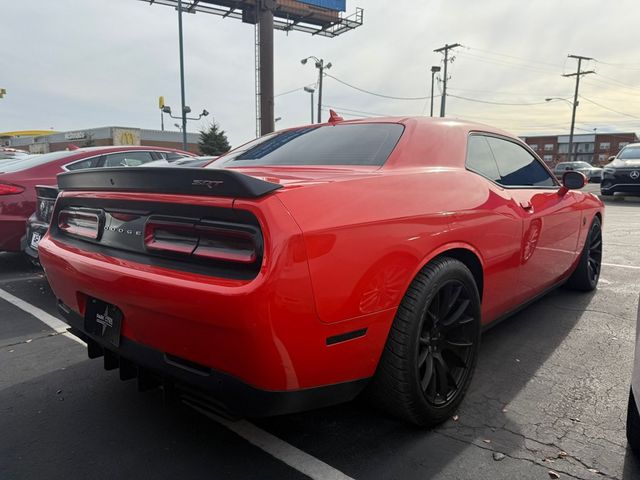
[2,187,640,480]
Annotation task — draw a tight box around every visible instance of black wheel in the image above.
[627,388,640,454]
[367,257,481,427]
[566,216,602,291]
[600,190,613,197]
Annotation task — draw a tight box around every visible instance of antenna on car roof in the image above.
[328,109,343,124]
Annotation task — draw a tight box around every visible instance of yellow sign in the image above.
[159,96,165,109]
[112,128,141,146]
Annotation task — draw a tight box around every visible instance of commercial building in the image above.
[521,132,639,166]
[1,126,200,154]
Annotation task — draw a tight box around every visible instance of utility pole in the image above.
[258,0,275,135]
[430,66,441,117]
[177,0,188,150]
[563,54,595,163]
[301,57,332,123]
[434,43,460,117]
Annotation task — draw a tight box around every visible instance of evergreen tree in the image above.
[199,121,231,156]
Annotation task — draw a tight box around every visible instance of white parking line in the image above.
[602,262,640,270]
[0,287,86,346]
[188,403,355,480]
[0,287,353,480]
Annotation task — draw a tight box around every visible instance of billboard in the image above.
[295,0,346,12]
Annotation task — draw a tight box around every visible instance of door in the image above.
[486,136,582,298]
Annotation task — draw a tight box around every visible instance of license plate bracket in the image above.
[84,297,123,347]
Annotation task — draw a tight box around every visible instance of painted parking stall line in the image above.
[0,287,85,346]
[0,287,352,480]
[188,403,355,480]
[602,262,640,270]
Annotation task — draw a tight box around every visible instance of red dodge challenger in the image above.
[38,116,604,426]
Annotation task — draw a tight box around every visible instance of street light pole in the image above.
[304,86,315,124]
[177,0,188,151]
[302,56,331,124]
[430,66,441,117]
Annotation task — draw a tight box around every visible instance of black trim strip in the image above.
[57,167,283,198]
[326,328,367,345]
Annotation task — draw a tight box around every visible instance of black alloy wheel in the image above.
[566,216,602,291]
[368,257,481,427]
[417,280,476,407]
[587,222,602,285]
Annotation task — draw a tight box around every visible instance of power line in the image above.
[447,93,550,106]
[324,73,429,100]
[465,46,565,69]
[323,104,391,117]
[578,96,640,119]
[274,83,316,98]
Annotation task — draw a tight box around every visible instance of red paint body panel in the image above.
[39,117,604,395]
[0,146,191,252]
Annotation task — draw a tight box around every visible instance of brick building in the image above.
[2,126,201,154]
[520,132,639,167]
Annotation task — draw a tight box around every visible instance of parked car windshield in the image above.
[619,146,640,159]
[213,124,404,167]
[0,150,77,173]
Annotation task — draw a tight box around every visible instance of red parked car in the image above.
[38,117,604,426]
[0,146,192,253]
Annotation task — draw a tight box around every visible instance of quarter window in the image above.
[66,157,100,171]
[466,135,501,182]
[486,137,555,187]
[103,151,155,167]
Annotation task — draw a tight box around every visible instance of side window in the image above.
[486,137,555,187]
[466,135,500,182]
[103,151,154,167]
[66,157,99,171]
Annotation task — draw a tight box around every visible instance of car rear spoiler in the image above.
[56,167,283,198]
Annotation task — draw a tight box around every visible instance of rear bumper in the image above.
[38,209,392,393]
[57,302,368,417]
[23,215,48,260]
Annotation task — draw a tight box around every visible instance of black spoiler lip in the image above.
[35,185,60,199]
[56,167,283,198]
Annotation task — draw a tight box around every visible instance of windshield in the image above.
[212,123,404,168]
[574,162,593,168]
[0,150,77,173]
[619,146,640,160]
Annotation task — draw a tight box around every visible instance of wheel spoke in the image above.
[418,348,429,367]
[435,354,450,397]
[446,339,473,348]
[442,283,463,317]
[443,348,467,369]
[420,355,434,391]
[442,299,470,331]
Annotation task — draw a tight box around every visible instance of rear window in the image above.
[213,124,404,167]
[0,150,77,173]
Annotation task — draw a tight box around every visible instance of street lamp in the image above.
[162,105,209,122]
[174,123,182,132]
[546,97,579,162]
[430,66,441,117]
[303,86,315,124]
[275,117,282,123]
[301,56,331,123]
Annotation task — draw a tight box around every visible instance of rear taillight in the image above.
[0,183,24,196]
[58,209,103,240]
[144,217,259,264]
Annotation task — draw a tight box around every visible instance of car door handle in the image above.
[519,201,533,211]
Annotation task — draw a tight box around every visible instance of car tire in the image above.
[566,216,602,291]
[627,388,640,454]
[600,191,613,197]
[367,257,481,427]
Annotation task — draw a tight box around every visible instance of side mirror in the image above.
[558,171,587,195]
[607,155,616,163]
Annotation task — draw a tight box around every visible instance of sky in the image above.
[1,0,640,147]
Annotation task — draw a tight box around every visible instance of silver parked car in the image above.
[554,161,603,183]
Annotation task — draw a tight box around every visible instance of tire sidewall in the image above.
[406,261,482,425]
